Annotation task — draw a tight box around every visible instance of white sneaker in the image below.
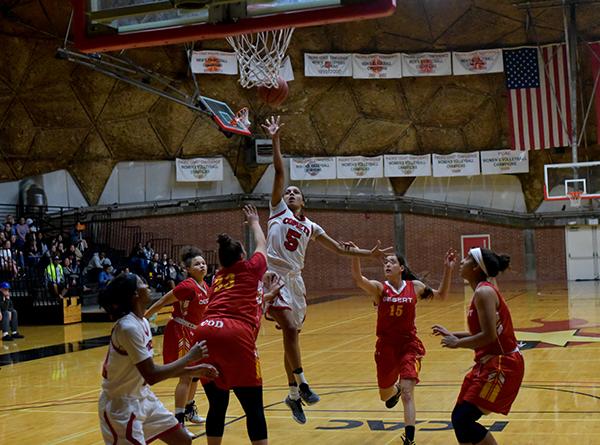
[185,401,205,424]
[182,425,196,439]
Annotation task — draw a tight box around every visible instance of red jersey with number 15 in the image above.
[202,252,268,331]
[267,199,324,272]
[376,280,418,340]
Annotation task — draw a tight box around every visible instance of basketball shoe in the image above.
[284,396,307,424]
[385,383,401,409]
[299,384,320,405]
[402,435,416,445]
[184,400,205,424]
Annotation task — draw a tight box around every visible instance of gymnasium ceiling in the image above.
[1,0,600,210]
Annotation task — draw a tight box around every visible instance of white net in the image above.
[226,28,294,88]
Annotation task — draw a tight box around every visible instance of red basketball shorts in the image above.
[193,318,262,390]
[162,320,194,365]
[375,336,426,388]
[457,351,525,415]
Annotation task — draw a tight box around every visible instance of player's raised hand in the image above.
[188,340,209,361]
[185,363,219,379]
[261,115,284,137]
[444,248,458,269]
[243,204,259,225]
[370,240,394,261]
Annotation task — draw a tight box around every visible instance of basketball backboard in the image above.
[544,161,600,201]
[200,96,251,136]
[71,0,396,53]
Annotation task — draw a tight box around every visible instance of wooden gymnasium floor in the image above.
[1,281,600,444]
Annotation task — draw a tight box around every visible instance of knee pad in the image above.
[451,402,487,444]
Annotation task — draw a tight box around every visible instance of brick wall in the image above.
[534,227,567,282]
[119,210,567,300]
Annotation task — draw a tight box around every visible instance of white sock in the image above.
[293,371,308,386]
[289,385,300,400]
[175,407,185,415]
[186,400,194,407]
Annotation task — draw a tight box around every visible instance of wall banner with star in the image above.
[304,53,353,77]
[452,49,504,76]
[352,54,402,79]
[402,52,451,77]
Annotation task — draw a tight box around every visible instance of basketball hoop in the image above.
[567,190,583,208]
[226,28,294,89]
[230,107,251,129]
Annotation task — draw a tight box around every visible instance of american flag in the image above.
[504,45,571,151]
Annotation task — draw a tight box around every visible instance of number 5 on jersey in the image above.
[284,229,302,252]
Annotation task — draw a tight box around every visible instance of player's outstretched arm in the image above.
[135,340,218,385]
[348,243,383,303]
[315,233,392,261]
[243,204,266,257]
[414,248,457,300]
[144,290,176,319]
[262,116,285,207]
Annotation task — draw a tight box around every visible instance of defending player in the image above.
[350,247,457,445]
[98,272,218,445]
[145,247,210,433]
[432,248,524,445]
[262,116,391,424]
[192,205,282,445]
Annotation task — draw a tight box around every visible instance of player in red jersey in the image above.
[433,247,524,445]
[145,247,210,435]
[192,205,282,445]
[350,247,457,445]
[263,116,391,424]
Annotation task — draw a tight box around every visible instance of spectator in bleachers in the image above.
[100,252,113,272]
[164,258,181,290]
[0,282,24,341]
[84,252,103,283]
[98,263,114,289]
[143,242,154,262]
[3,222,14,239]
[46,255,66,298]
[14,217,29,249]
[129,242,147,275]
[147,252,162,289]
[36,231,48,255]
[71,221,88,253]
[67,243,83,261]
[25,236,41,267]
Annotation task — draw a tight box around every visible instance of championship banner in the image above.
[402,52,452,77]
[452,49,504,75]
[384,154,431,177]
[176,157,224,182]
[352,54,402,79]
[432,152,480,177]
[190,51,238,75]
[304,53,352,77]
[336,156,384,179]
[290,157,337,181]
[480,150,529,175]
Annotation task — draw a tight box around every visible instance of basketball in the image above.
[257,77,289,107]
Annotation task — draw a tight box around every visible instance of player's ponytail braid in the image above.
[396,254,421,281]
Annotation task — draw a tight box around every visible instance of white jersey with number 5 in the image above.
[267,199,324,273]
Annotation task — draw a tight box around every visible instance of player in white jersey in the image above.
[262,116,392,424]
[98,273,218,445]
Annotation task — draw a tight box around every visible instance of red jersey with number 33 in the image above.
[202,252,267,330]
[376,280,418,339]
[267,199,324,272]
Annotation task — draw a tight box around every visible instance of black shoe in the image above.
[402,435,416,445]
[284,396,306,424]
[11,333,24,339]
[299,385,320,405]
[385,388,400,409]
[2,335,13,341]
